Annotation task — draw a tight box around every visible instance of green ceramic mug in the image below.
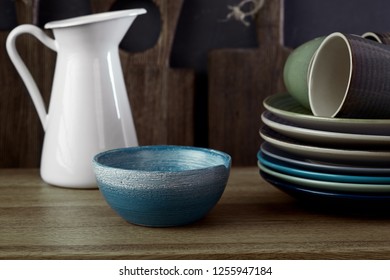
[283,36,325,109]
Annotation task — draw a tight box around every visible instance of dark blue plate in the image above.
[260,170,390,207]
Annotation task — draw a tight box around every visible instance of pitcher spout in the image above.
[45,9,147,47]
[44,9,147,30]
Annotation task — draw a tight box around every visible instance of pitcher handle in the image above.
[6,24,57,131]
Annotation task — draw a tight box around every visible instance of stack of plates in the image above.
[258,93,390,205]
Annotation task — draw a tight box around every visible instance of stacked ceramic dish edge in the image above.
[258,93,390,204]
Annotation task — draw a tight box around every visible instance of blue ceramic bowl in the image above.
[93,145,231,227]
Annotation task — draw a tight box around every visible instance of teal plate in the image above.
[257,161,390,193]
[257,151,390,184]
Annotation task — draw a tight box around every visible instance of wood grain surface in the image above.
[1,167,390,260]
[208,0,291,165]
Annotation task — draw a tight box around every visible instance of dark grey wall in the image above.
[172,0,390,73]
[284,0,390,48]
[171,0,258,73]
[3,0,390,72]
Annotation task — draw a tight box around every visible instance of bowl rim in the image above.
[93,145,232,174]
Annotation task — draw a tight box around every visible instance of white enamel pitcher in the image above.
[6,9,146,188]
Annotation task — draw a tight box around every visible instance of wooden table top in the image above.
[1,167,390,260]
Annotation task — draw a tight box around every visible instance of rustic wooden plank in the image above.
[208,50,263,166]
[90,0,115,13]
[2,168,390,259]
[0,0,55,168]
[91,0,195,146]
[256,0,285,46]
[125,65,194,146]
[166,68,194,145]
[208,0,291,165]
[0,31,40,168]
[124,0,183,67]
[14,0,34,24]
[255,0,291,93]
[208,48,289,165]
[122,0,195,146]
[125,65,167,145]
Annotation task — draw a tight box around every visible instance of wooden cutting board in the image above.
[86,0,197,147]
[123,0,195,146]
[208,0,291,166]
[92,0,195,146]
[0,0,55,167]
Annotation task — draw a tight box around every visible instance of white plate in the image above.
[260,126,390,163]
[261,111,390,146]
[258,161,390,193]
[263,94,390,135]
[261,142,390,175]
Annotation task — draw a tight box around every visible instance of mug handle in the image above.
[6,24,57,131]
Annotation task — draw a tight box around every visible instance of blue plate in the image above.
[260,170,390,207]
[257,150,390,184]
